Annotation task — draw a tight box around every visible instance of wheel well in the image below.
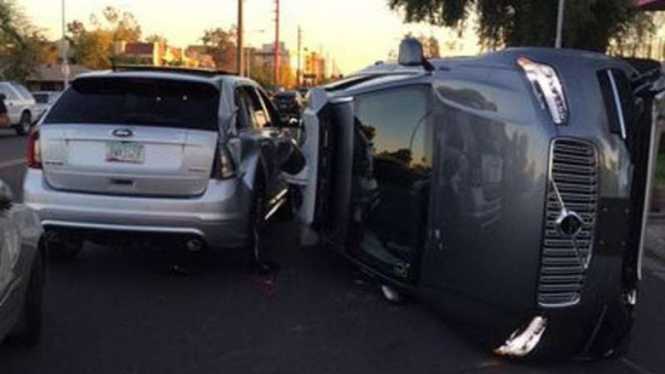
[21,110,31,117]
[38,237,48,281]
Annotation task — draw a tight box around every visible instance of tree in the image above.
[67,6,143,70]
[146,34,168,45]
[201,27,237,71]
[67,21,114,69]
[0,0,46,81]
[387,0,649,53]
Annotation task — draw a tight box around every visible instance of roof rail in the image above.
[111,65,236,77]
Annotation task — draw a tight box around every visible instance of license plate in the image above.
[106,142,145,164]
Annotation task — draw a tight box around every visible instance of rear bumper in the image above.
[23,169,251,249]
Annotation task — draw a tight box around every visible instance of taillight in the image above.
[27,129,42,169]
[517,57,568,125]
[212,145,236,180]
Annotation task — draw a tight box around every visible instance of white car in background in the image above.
[0,82,37,136]
[32,91,61,123]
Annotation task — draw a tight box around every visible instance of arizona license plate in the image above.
[106,142,145,164]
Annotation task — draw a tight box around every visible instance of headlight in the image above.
[517,57,568,125]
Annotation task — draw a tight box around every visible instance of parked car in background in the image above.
[287,39,664,360]
[24,66,299,268]
[273,90,304,123]
[0,82,37,136]
[0,180,46,347]
[32,91,61,122]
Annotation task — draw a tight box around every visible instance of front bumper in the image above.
[23,169,251,249]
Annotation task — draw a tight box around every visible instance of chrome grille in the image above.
[539,139,599,307]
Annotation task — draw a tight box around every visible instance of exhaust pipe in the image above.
[185,239,205,253]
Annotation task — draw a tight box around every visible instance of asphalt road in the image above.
[0,129,663,374]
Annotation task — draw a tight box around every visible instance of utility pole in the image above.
[237,0,245,76]
[297,25,302,88]
[555,0,565,48]
[274,0,280,89]
[61,0,69,88]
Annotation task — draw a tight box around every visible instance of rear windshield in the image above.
[44,77,220,131]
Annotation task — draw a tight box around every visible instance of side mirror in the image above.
[398,38,434,72]
[275,137,306,175]
[0,180,13,213]
[0,93,6,101]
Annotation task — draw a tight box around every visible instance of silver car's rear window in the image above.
[43,77,220,131]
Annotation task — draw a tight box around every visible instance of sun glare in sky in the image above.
[19,0,481,74]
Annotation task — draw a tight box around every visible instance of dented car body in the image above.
[289,45,665,359]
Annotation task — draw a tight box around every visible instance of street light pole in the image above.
[61,0,69,88]
[555,0,565,48]
[297,26,302,88]
[274,0,280,89]
[237,0,245,76]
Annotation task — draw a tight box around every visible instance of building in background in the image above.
[26,63,90,92]
[303,51,326,86]
[253,42,292,72]
[112,41,190,67]
[185,46,216,68]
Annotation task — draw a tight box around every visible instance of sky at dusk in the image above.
[18,0,481,74]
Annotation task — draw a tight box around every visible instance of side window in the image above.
[350,85,433,279]
[256,88,281,127]
[355,85,431,172]
[0,84,18,101]
[243,87,269,128]
[15,84,33,100]
[235,88,254,130]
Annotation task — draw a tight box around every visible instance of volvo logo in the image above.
[556,210,585,237]
[112,128,134,138]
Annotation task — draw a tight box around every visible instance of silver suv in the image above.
[24,67,293,263]
[0,82,37,136]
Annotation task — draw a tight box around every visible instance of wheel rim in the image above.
[21,115,30,132]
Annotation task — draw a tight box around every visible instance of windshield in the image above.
[44,77,220,130]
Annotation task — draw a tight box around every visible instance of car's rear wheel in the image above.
[15,112,31,136]
[246,176,274,274]
[47,232,84,260]
[5,249,44,347]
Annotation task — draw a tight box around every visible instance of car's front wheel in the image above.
[15,112,31,136]
[5,249,45,347]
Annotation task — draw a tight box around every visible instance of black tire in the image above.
[15,112,31,136]
[5,250,44,347]
[246,176,275,274]
[48,235,84,261]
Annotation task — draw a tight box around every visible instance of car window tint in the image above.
[235,88,254,129]
[257,88,281,127]
[243,87,269,128]
[15,84,33,100]
[0,84,18,100]
[355,85,430,168]
[43,77,220,131]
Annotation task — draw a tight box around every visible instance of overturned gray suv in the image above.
[288,39,665,359]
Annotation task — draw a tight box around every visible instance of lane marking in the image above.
[621,357,658,374]
[0,158,25,170]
